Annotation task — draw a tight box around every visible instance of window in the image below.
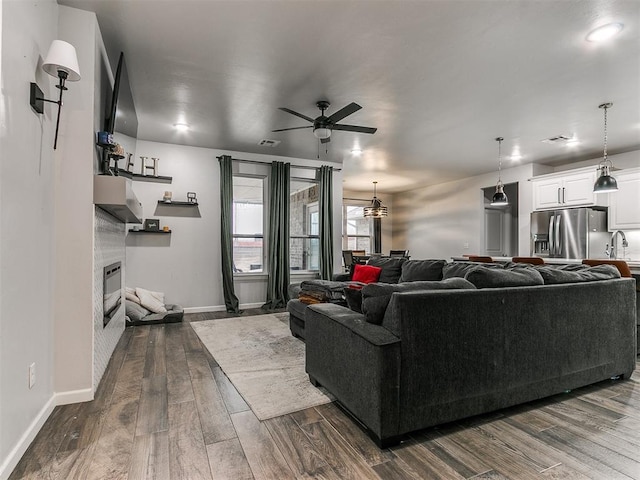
[290,178,319,271]
[232,176,264,273]
[343,202,372,253]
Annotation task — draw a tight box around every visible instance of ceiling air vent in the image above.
[541,135,573,144]
[258,139,281,147]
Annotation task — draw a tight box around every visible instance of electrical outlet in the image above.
[463,242,469,249]
[29,363,36,389]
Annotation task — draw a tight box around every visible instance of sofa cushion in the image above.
[399,259,446,282]
[465,265,544,289]
[536,264,621,284]
[361,278,476,325]
[343,286,364,313]
[352,264,382,284]
[367,257,408,284]
[442,261,504,279]
[126,300,151,322]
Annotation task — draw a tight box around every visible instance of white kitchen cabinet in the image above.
[608,168,640,230]
[532,168,603,210]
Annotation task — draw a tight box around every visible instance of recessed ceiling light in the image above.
[351,148,363,155]
[586,23,623,42]
[173,123,189,131]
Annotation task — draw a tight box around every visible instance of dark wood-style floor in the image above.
[10,309,640,479]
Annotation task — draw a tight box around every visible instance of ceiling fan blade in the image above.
[326,102,362,124]
[331,124,377,134]
[279,107,314,123]
[321,137,331,144]
[272,126,313,132]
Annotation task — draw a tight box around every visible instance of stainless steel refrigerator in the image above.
[530,207,608,259]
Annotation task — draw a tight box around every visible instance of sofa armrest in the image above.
[305,303,401,441]
[332,272,351,282]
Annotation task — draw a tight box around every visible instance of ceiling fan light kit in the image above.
[491,137,509,207]
[593,102,618,194]
[273,100,377,144]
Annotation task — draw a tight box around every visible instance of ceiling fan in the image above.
[272,100,377,143]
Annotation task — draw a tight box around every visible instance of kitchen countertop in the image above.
[451,256,640,275]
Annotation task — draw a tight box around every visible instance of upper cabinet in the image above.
[608,168,640,230]
[532,167,606,210]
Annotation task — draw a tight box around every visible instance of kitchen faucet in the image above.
[607,230,629,259]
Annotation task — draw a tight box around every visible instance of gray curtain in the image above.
[218,155,240,313]
[318,165,334,280]
[263,161,290,309]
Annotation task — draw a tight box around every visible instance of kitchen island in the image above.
[451,256,640,275]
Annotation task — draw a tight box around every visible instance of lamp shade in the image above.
[491,186,509,206]
[42,40,81,81]
[313,127,331,139]
[593,165,618,193]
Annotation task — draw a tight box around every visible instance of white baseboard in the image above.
[0,396,56,480]
[54,388,94,406]
[184,302,269,314]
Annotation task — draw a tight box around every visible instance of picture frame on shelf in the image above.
[143,218,160,231]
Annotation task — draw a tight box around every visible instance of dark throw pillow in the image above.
[399,259,446,282]
[465,266,544,288]
[366,256,408,284]
[351,264,382,284]
[361,277,476,325]
[343,286,363,313]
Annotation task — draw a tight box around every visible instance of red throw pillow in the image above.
[351,264,382,284]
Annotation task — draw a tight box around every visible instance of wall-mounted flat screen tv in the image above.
[104,52,138,140]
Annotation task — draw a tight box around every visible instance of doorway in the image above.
[482,182,518,257]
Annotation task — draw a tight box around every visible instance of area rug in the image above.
[190,313,333,420]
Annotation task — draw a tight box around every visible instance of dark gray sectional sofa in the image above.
[304,263,637,447]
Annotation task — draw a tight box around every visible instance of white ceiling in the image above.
[60,0,640,193]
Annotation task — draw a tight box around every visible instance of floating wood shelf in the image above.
[117,170,173,184]
[128,229,172,234]
[157,200,199,207]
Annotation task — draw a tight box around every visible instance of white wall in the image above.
[53,6,99,403]
[0,0,58,476]
[393,163,536,261]
[126,141,343,309]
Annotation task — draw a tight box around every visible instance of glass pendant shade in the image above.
[593,164,618,193]
[313,127,331,139]
[491,182,509,206]
[363,181,388,218]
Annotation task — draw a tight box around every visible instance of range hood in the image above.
[94,175,143,223]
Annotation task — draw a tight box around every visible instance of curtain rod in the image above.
[218,155,341,172]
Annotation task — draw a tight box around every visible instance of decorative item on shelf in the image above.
[490,137,509,206]
[143,218,160,231]
[187,192,197,204]
[363,181,387,218]
[593,102,618,193]
[163,225,170,232]
[132,225,141,231]
[96,131,114,148]
[125,152,134,173]
[29,40,81,150]
[140,156,159,176]
[163,191,172,203]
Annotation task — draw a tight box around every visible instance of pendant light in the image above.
[593,102,618,193]
[363,181,388,218]
[490,137,508,206]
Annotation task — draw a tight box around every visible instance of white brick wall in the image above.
[93,208,126,389]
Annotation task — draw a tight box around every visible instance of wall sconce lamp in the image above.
[29,40,81,149]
